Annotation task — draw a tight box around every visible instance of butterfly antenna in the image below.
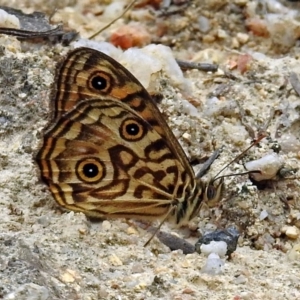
[213,170,261,181]
[212,132,267,181]
[89,0,138,39]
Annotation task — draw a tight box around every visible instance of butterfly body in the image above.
[36,48,221,226]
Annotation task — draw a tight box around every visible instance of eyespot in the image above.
[89,71,111,92]
[76,158,105,183]
[119,118,147,142]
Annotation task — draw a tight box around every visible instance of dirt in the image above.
[0,1,300,299]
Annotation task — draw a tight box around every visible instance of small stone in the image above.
[202,34,216,43]
[231,37,240,49]
[110,24,151,49]
[200,241,228,257]
[182,132,191,141]
[102,220,111,231]
[127,226,138,235]
[245,153,283,181]
[259,210,268,220]
[217,29,228,39]
[246,18,269,37]
[60,269,81,283]
[285,226,300,240]
[78,227,87,235]
[201,253,224,275]
[182,288,195,294]
[198,16,211,33]
[287,243,300,261]
[236,32,249,44]
[180,258,191,268]
[109,254,123,266]
[233,275,248,285]
[18,93,27,99]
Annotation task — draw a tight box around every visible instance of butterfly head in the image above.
[203,177,225,208]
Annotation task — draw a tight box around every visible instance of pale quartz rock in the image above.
[245,152,283,181]
[285,226,300,240]
[60,269,80,283]
[198,16,211,33]
[0,9,20,28]
[236,32,249,44]
[73,40,192,93]
[140,44,192,93]
[102,220,112,231]
[251,51,267,61]
[109,254,123,266]
[266,0,293,15]
[181,99,199,117]
[182,132,191,141]
[265,13,300,48]
[201,253,224,275]
[200,241,228,257]
[73,40,123,59]
[287,243,300,261]
[203,96,220,116]
[122,47,161,89]
[102,0,127,20]
[259,210,269,220]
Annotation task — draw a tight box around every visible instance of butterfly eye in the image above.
[76,158,105,183]
[120,118,147,142]
[89,72,111,92]
[206,185,216,200]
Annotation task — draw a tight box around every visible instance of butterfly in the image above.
[36,47,223,226]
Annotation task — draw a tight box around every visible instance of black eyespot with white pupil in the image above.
[126,123,139,135]
[76,158,105,183]
[83,163,99,178]
[91,76,107,90]
[120,118,147,141]
[89,72,111,92]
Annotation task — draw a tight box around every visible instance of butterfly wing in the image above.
[53,47,194,179]
[37,97,199,223]
[53,47,146,119]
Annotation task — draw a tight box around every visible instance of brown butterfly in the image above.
[36,47,223,225]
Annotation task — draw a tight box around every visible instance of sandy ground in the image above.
[0,0,300,299]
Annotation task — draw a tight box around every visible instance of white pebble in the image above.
[103,1,126,20]
[109,254,123,266]
[0,9,20,28]
[283,226,300,240]
[233,275,248,284]
[200,241,228,257]
[123,47,160,89]
[102,220,111,231]
[181,99,199,116]
[18,93,27,99]
[259,210,269,220]
[182,132,191,141]
[204,96,220,116]
[73,41,192,93]
[201,253,224,275]
[245,152,283,181]
[236,32,249,44]
[198,16,211,33]
[141,44,192,92]
[287,243,300,261]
